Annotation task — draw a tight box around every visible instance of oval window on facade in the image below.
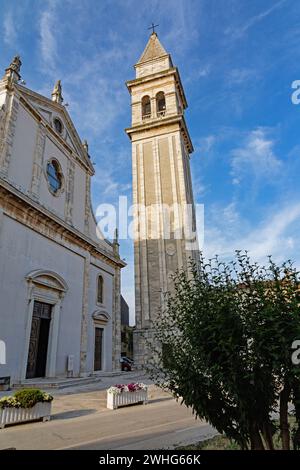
[46,159,63,195]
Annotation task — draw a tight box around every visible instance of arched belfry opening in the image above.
[156,91,166,116]
[141,95,151,119]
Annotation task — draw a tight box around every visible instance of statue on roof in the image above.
[9,55,22,75]
[2,55,22,83]
[51,80,64,104]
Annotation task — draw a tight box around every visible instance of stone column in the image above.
[30,123,46,199]
[112,266,121,370]
[46,297,63,378]
[84,174,91,235]
[0,95,19,176]
[21,294,35,381]
[0,206,4,244]
[79,253,90,376]
[65,159,75,224]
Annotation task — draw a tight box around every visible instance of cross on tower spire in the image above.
[148,22,159,34]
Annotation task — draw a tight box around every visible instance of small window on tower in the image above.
[141,95,151,119]
[53,117,63,134]
[156,92,166,116]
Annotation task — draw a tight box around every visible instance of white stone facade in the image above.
[0,59,125,384]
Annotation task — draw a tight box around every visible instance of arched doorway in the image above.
[23,270,68,380]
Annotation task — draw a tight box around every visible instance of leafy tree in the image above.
[148,252,300,450]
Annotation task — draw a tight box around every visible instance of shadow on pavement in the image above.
[148,396,173,404]
[52,409,97,420]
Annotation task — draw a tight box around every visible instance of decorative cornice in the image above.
[125,113,193,153]
[26,269,69,292]
[0,178,126,268]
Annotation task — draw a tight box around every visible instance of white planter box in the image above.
[0,402,52,428]
[107,390,148,410]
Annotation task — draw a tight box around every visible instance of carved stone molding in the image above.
[0,104,7,166]
[30,123,46,199]
[26,269,68,294]
[79,253,90,375]
[0,97,19,175]
[84,173,91,235]
[92,310,110,324]
[65,159,75,224]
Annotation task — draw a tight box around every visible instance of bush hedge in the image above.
[0,389,53,409]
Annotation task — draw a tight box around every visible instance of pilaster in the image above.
[0,94,19,176]
[79,252,90,376]
[30,123,46,199]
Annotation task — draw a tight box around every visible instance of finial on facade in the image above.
[3,55,22,83]
[113,228,119,255]
[82,139,89,153]
[51,80,63,104]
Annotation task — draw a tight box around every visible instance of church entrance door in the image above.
[94,327,103,371]
[26,301,52,379]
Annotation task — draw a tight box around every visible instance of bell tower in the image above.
[126,32,199,367]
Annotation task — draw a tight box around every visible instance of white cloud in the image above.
[204,202,300,266]
[225,0,287,39]
[200,135,216,153]
[3,10,17,46]
[39,2,58,72]
[186,64,211,83]
[230,128,282,185]
[92,169,131,199]
[226,68,259,86]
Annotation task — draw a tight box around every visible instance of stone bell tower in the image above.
[126,32,198,367]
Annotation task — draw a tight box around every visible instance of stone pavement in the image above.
[0,372,217,450]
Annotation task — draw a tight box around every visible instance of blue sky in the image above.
[1,0,300,322]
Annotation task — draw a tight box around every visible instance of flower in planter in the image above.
[138,383,148,391]
[0,396,21,409]
[0,389,53,409]
[107,383,147,394]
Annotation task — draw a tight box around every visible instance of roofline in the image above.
[12,82,95,174]
[135,53,172,68]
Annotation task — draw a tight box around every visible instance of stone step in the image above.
[13,377,100,390]
[12,371,142,390]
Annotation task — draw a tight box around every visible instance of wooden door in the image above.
[94,327,103,371]
[26,301,52,379]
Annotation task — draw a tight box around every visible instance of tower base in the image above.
[133,328,160,370]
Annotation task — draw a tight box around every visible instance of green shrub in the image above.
[13,389,53,408]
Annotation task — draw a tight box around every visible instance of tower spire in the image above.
[51,80,63,104]
[136,32,168,66]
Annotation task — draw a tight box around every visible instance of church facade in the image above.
[126,33,199,366]
[0,57,125,385]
